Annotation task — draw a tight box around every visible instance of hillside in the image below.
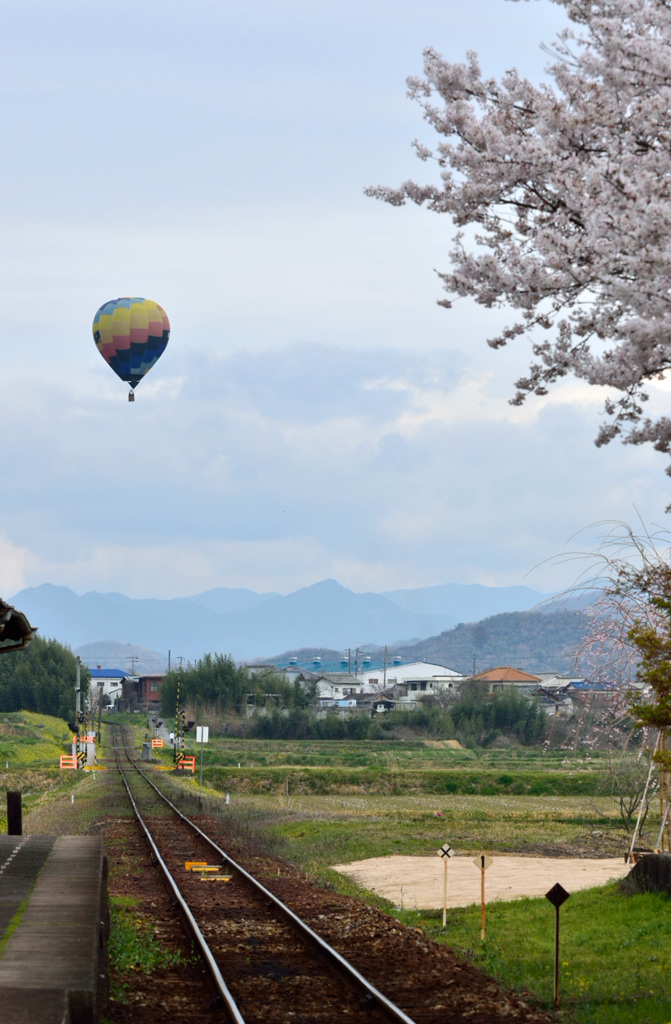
[271,607,589,676]
[393,608,587,675]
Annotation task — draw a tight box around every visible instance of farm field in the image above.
[167,732,670,1023]
[154,732,616,798]
[151,732,645,858]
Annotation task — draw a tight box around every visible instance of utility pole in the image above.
[383,646,388,690]
[75,657,81,762]
[174,672,181,763]
[97,682,103,744]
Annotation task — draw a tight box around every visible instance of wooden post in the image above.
[553,904,560,1008]
[480,861,486,940]
[7,791,21,835]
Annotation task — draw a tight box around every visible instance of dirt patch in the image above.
[423,739,464,749]
[333,854,631,908]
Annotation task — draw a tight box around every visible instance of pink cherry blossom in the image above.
[367,0,671,473]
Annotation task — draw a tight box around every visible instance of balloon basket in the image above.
[128,390,135,403]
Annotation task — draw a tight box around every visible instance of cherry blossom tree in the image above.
[367,0,671,469]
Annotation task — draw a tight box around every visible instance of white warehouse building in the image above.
[356,661,466,697]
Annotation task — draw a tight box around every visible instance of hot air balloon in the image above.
[92,297,170,401]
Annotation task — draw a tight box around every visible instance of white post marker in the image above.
[472,853,493,940]
[437,843,453,927]
[196,725,209,790]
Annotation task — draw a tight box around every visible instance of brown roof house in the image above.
[475,667,542,695]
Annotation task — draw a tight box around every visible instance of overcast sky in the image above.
[1,0,669,601]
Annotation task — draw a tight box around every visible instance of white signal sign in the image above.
[438,843,453,859]
[196,726,209,743]
[473,854,493,871]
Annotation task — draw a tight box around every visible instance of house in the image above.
[138,675,163,707]
[565,680,618,702]
[532,686,575,718]
[356,690,398,714]
[474,666,542,694]
[315,674,360,703]
[88,667,131,706]
[356,661,465,698]
[119,673,163,712]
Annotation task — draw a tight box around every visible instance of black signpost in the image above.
[545,882,570,1009]
[473,853,493,940]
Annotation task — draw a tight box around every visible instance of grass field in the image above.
[162,731,669,1024]
[149,732,616,797]
[393,884,671,1024]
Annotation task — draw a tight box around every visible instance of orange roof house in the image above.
[474,667,542,692]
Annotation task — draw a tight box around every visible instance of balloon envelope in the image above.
[92,297,170,390]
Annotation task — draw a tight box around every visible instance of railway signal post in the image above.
[437,842,453,928]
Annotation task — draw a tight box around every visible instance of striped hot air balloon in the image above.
[92,296,170,401]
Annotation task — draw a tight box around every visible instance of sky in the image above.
[0,0,669,601]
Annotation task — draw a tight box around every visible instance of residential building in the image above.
[356,661,465,699]
[89,667,130,706]
[474,666,542,694]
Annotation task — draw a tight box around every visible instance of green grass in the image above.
[0,711,72,768]
[150,735,614,798]
[108,896,193,976]
[175,735,609,772]
[235,793,636,864]
[391,883,671,1024]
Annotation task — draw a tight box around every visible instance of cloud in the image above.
[0,533,30,597]
[1,337,666,600]
[0,0,665,609]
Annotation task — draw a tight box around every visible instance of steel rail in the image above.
[111,726,246,1024]
[112,722,418,1024]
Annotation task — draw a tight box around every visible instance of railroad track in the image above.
[109,723,418,1024]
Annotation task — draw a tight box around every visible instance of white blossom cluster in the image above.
[368,0,671,469]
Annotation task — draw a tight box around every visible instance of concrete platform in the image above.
[0,835,108,1024]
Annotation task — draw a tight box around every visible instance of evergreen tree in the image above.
[0,636,85,721]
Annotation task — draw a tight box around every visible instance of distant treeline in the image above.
[249,686,545,747]
[160,656,546,746]
[0,636,85,722]
[160,654,317,717]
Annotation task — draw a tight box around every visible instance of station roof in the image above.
[0,599,37,654]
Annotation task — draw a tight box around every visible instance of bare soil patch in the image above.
[333,854,630,908]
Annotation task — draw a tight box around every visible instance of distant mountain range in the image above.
[10,579,556,665]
